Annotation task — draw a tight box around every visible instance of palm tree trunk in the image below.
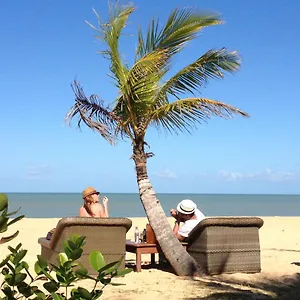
[132,139,204,276]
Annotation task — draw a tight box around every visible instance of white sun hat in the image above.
[177,199,197,215]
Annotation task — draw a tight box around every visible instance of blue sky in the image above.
[1,0,299,194]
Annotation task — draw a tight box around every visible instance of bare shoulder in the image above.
[79,206,89,217]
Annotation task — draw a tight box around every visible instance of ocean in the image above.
[5,193,300,218]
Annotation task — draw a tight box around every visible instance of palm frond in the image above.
[149,98,249,134]
[65,81,120,145]
[87,3,135,87]
[136,9,221,60]
[112,49,169,130]
[156,48,241,101]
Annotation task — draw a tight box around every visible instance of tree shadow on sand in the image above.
[185,273,300,300]
[126,259,177,274]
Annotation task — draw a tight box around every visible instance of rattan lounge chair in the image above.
[186,217,264,275]
[38,217,132,273]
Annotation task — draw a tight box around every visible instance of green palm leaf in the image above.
[87,3,135,87]
[65,81,119,144]
[118,49,169,127]
[149,98,249,134]
[156,49,241,100]
[66,4,248,144]
[136,9,221,60]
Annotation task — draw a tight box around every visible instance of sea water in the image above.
[5,193,300,218]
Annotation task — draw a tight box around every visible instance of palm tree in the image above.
[65,2,249,276]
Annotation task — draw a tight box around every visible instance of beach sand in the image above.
[2,217,300,299]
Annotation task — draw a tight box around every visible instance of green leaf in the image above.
[15,263,24,273]
[51,292,64,300]
[69,233,80,244]
[89,251,105,272]
[13,249,27,265]
[56,273,66,283]
[100,277,111,285]
[34,261,43,275]
[4,273,13,285]
[112,257,123,270]
[70,248,83,261]
[63,260,73,269]
[67,240,77,250]
[75,235,86,247]
[1,206,8,216]
[0,255,10,267]
[97,260,119,274]
[2,286,14,297]
[14,273,27,285]
[7,215,25,226]
[0,223,8,233]
[8,246,17,253]
[58,253,69,266]
[70,288,79,296]
[63,244,72,259]
[15,243,22,251]
[77,287,93,299]
[6,262,15,273]
[0,231,19,244]
[21,261,29,270]
[0,193,8,211]
[43,281,59,293]
[6,207,21,216]
[17,281,33,297]
[75,267,95,280]
[0,216,8,229]
[37,255,48,269]
[116,268,133,277]
[34,289,46,300]
[74,266,88,278]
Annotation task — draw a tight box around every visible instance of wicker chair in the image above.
[186,217,264,275]
[38,217,132,273]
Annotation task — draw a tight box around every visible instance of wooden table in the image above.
[126,240,187,272]
[126,241,161,272]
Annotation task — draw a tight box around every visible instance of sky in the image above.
[0,0,299,194]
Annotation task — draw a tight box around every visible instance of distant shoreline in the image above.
[5,193,300,218]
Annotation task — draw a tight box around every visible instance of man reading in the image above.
[170,199,205,241]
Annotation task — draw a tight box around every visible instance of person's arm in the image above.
[102,196,109,217]
[170,209,185,241]
[172,220,185,241]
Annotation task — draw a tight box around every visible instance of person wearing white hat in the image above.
[170,199,205,241]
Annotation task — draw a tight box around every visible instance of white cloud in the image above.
[219,168,296,182]
[27,164,52,179]
[153,169,178,179]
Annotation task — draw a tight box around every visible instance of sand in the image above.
[1,217,300,299]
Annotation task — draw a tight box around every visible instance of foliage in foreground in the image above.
[0,193,24,245]
[0,193,132,299]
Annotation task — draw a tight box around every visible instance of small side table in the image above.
[126,240,187,272]
[126,241,160,272]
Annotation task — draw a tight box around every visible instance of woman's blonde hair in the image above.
[83,194,99,216]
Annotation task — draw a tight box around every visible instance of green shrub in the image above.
[0,193,132,299]
[0,193,24,245]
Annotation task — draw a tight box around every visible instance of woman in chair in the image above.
[79,187,109,218]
